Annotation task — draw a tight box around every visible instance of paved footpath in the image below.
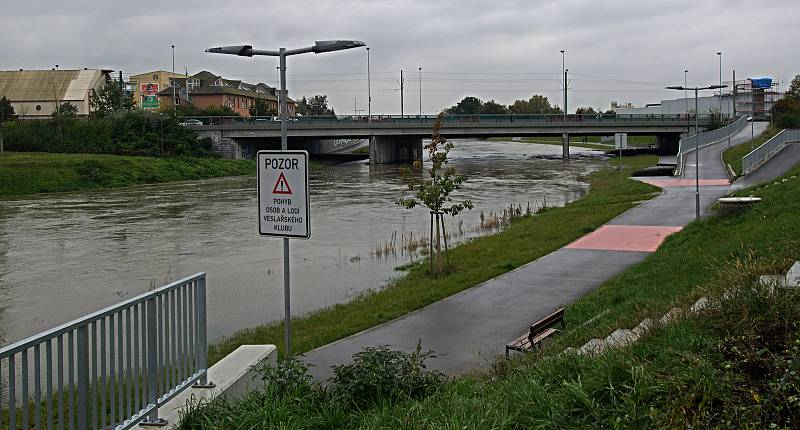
[304,122,781,382]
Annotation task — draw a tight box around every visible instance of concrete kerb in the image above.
[141,345,277,429]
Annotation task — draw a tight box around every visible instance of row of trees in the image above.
[446,94,605,115]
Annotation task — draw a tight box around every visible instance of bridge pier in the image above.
[369,136,423,164]
[655,133,681,154]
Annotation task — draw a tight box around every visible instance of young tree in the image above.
[90,83,134,117]
[397,113,473,275]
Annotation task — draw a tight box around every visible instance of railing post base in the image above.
[192,381,216,389]
[140,418,169,427]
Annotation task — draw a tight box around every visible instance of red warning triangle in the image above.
[272,172,293,195]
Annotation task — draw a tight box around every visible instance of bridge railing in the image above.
[742,128,800,174]
[180,113,708,127]
[675,115,749,175]
[0,273,210,430]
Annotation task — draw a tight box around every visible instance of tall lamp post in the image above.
[172,45,176,116]
[560,50,568,160]
[666,84,727,220]
[717,52,722,118]
[366,47,371,121]
[206,40,365,355]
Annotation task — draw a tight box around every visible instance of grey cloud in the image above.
[1,0,797,114]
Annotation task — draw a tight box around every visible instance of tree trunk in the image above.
[440,213,450,269]
[435,211,442,273]
[429,211,434,275]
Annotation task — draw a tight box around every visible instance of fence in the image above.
[675,115,750,175]
[742,129,800,174]
[1,273,210,429]
[180,113,710,127]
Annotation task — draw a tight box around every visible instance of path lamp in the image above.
[666,84,727,220]
[206,40,365,355]
[717,52,723,118]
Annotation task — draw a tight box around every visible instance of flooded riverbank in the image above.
[0,140,607,345]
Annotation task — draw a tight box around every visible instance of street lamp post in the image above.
[172,45,176,116]
[717,52,722,118]
[666,84,727,220]
[560,50,568,160]
[366,47,371,121]
[206,40,365,356]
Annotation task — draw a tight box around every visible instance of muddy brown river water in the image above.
[0,139,607,346]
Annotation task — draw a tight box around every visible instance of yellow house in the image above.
[128,70,184,110]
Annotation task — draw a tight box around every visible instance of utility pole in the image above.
[418,67,422,116]
[400,69,404,118]
[118,70,124,112]
[172,45,177,115]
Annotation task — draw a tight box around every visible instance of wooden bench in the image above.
[505,308,566,356]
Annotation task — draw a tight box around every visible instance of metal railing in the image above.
[675,115,749,175]
[742,129,800,174]
[179,113,710,127]
[1,273,211,429]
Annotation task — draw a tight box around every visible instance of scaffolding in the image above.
[723,77,782,119]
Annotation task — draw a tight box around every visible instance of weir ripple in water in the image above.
[0,140,606,345]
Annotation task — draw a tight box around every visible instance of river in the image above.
[0,139,607,346]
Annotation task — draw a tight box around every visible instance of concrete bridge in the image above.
[185,114,709,163]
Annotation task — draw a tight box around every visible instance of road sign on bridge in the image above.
[257,150,310,238]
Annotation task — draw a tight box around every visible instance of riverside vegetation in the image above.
[183,149,800,428]
[207,154,660,363]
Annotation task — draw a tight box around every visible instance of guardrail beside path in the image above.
[1,273,211,429]
[742,129,800,175]
[675,116,749,176]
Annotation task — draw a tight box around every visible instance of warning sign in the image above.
[272,172,293,195]
[257,150,310,238]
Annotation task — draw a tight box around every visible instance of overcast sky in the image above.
[1,0,797,114]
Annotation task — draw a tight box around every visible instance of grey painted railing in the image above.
[676,116,749,176]
[1,273,211,429]
[742,129,800,174]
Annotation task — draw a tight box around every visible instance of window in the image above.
[187,78,200,91]
[153,74,159,80]
[36,105,42,111]
[211,78,223,86]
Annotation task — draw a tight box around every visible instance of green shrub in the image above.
[3,111,207,158]
[328,344,445,407]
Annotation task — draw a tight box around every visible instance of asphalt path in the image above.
[303,122,790,382]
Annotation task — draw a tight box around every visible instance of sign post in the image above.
[257,150,310,355]
[615,133,628,170]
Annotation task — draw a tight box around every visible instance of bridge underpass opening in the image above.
[369,136,423,164]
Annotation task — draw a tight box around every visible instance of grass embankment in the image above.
[186,152,800,428]
[722,126,780,176]
[487,135,655,151]
[208,155,660,364]
[0,152,257,197]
